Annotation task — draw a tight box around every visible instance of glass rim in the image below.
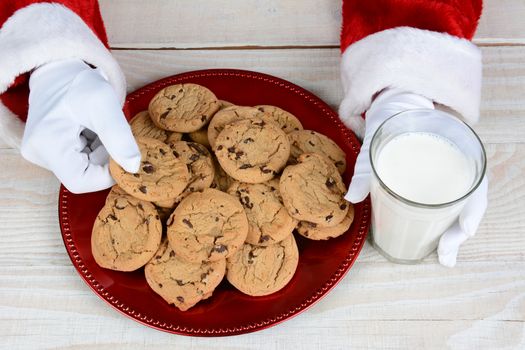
[369,109,487,209]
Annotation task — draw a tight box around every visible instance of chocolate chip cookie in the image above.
[168,141,215,201]
[226,234,299,296]
[255,105,303,133]
[228,179,297,246]
[149,83,220,132]
[288,130,346,174]
[280,153,349,227]
[167,189,248,263]
[145,239,226,311]
[297,203,354,240]
[109,137,189,202]
[207,106,266,149]
[214,118,290,184]
[91,194,162,271]
[129,110,182,143]
[105,185,128,204]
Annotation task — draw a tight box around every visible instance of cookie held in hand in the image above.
[109,137,190,202]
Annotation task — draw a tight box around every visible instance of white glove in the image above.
[345,88,488,267]
[22,59,141,193]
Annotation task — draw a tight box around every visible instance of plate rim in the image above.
[59,68,371,337]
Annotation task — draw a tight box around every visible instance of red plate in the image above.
[59,69,370,336]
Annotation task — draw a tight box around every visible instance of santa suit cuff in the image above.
[339,27,482,139]
[0,3,125,148]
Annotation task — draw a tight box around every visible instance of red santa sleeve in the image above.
[339,0,483,139]
[0,1,125,148]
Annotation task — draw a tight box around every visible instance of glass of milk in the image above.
[369,109,486,263]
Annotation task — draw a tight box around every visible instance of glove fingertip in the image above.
[344,186,367,203]
[438,251,458,268]
[119,154,141,173]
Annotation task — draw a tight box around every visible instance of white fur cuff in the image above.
[339,27,482,139]
[0,3,126,148]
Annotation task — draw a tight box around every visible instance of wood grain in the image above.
[99,0,525,48]
[112,46,525,144]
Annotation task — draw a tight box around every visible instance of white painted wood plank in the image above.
[99,0,525,48]
[112,46,525,144]
[1,262,524,349]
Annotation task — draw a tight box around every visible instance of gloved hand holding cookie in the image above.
[91,83,354,311]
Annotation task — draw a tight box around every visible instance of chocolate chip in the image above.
[326,214,333,221]
[243,138,254,144]
[307,222,317,228]
[160,148,166,155]
[139,186,147,194]
[176,280,184,286]
[325,178,336,188]
[133,173,140,178]
[158,283,163,288]
[177,296,184,303]
[213,245,227,253]
[257,107,264,112]
[188,143,207,155]
[340,203,347,210]
[254,120,266,127]
[270,186,276,191]
[200,273,208,280]
[108,214,117,220]
[142,162,154,173]
[308,141,315,146]
[189,154,200,162]
[169,95,176,99]
[111,238,115,244]
[294,127,300,130]
[156,255,161,259]
[182,218,193,228]
[235,151,244,160]
[259,235,270,243]
[217,145,223,151]
[215,217,219,222]
[169,251,176,258]
[227,146,236,153]
[172,150,180,158]
[201,115,207,122]
[260,165,272,174]
[239,164,253,169]
[138,203,143,210]
[241,195,253,209]
[160,111,169,119]
[155,215,160,220]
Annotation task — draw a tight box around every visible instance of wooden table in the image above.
[2,1,524,349]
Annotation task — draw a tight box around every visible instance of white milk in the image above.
[370,132,475,262]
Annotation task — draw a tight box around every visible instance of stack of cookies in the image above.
[91,83,354,311]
